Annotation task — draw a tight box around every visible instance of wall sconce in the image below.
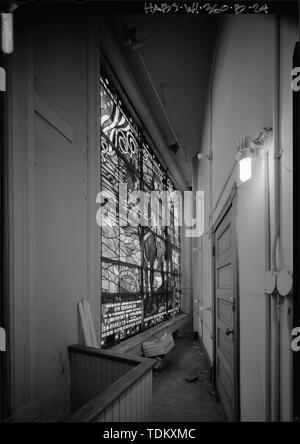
[236,137,257,182]
[236,128,273,183]
[1,12,14,54]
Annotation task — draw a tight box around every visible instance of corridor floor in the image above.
[150,326,226,422]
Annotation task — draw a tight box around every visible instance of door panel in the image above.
[214,204,236,420]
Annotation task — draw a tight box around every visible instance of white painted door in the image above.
[214,204,237,420]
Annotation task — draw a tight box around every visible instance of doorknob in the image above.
[225,328,234,336]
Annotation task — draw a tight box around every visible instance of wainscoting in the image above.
[67,345,156,422]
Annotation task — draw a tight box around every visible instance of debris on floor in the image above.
[142,332,175,372]
[185,373,199,382]
[152,353,172,372]
[151,325,226,422]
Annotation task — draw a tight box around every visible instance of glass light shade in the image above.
[1,13,13,54]
[239,156,252,182]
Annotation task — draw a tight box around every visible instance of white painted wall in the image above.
[181,226,193,316]
[278,14,295,422]
[8,15,97,421]
[194,14,296,420]
[33,16,90,420]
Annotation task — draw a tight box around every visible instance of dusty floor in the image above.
[150,325,226,422]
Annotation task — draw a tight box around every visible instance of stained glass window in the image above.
[100,75,181,348]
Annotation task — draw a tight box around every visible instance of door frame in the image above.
[211,182,240,421]
[0,52,10,422]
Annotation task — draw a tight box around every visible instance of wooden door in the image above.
[214,202,237,421]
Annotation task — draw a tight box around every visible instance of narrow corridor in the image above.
[151,326,226,422]
[1,2,297,423]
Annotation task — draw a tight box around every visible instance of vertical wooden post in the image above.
[87,15,101,346]
[8,28,39,420]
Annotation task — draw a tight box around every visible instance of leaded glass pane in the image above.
[100,74,181,348]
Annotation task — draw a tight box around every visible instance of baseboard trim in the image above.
[195,330,212,367]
